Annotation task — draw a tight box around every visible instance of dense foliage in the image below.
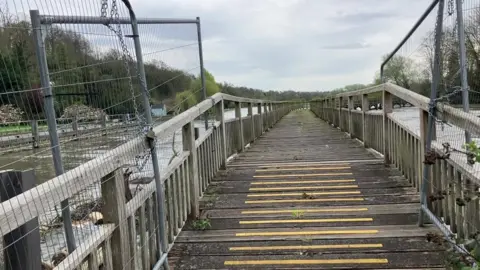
[0,16,318,119]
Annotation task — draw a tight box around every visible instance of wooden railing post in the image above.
[362,94,369,148]
[269,103,274,128]
[216,100,227,169]
[321,100,325,119]
[419,109,435,205]
[325,99,329,121]
[0,170,41,270]
[325,99,329,123]
[330,97,335,124]
[263,103,268,131]
[182,121,200,218]
[248,102,255,143]
[101,115,107,136]
[72,116,79,139]
[101,168,131,270]
[235,101,244,152]
[338,97,342,129]
[31,120,39,148]
[348,96,354,138]
[272,103,277,124]
[383,90,393,164]
[257,103,263,134]
[276,103,280,123]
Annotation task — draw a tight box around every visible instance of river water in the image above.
[0,108,255,262]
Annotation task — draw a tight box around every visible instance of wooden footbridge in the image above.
[4,83,480,269]
[169,109,445,269]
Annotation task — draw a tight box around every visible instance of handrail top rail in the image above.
[313,82,480,136]
[318,83,429,110]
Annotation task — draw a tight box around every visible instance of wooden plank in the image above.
[235,102,245,152]
[101,169,130,270]
[125,151,189,217]
[139,204,148,270]
[147,196,156,267]
[128,215,137,270]
[183,121,200,218]
[55,224,115,270]
[216,100,227,169]
[0,170,41,270]
[102,237,113,270]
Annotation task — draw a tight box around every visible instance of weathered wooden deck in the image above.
[169,110,445,269]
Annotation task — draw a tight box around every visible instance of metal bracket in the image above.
[145,129,156,148]
[40,23,52,43]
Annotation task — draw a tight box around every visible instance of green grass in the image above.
[0,124,48,134]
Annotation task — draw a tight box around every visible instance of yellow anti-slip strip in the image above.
[247,191,360,197]
[245,198,364,204]
[256,162,351,169]
[241,208,369,214]
[235,229,379,237]
[224,258,388,265]
[239,218,373,224]
[253,172,353,178]
[256,166,351,172]
[250,185,358,191]
[251,179,355,185]
[229,243,383,251]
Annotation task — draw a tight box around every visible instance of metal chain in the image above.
[100,0,142,125]
[100,0,151,172]
[448,0,455,16]
[426,0,447,131]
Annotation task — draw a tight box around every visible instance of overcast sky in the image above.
[5,0,436,92]
[129,0,435,92]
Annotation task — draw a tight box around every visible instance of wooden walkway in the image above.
[169,110,445,269]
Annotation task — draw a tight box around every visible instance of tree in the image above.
[175,90,197,112]
[375,55,419,88]
[190,69,220,101]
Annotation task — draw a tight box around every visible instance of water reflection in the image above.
[0,107,253,183]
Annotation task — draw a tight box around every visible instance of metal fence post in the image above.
[30,9,76,252]
[31,120,39,148]
[419,0,445,227]
[455,0,471,143]
[120,2,169,268]
[196,17,208,130]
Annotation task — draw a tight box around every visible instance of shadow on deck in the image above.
[169,110,445,269]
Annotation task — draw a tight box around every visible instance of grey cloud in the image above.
[129,0,433,90]
[321,42,371,50]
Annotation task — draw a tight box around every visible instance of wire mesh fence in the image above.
[0,1,297,269]
[358,0,480,268]
[0,0,203,269]
[309,1,480,268]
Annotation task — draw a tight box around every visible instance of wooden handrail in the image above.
[317,82,480,136]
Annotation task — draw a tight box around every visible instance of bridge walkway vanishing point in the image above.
[169,110,445,269]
